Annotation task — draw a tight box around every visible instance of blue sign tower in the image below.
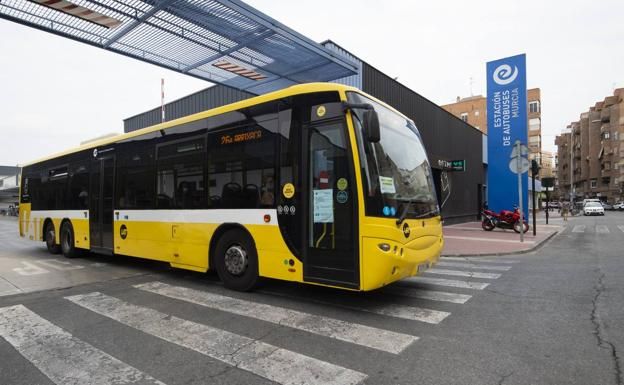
[486,54,528,218]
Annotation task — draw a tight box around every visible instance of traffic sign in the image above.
[510,144,529,158]
[509,157,530,174]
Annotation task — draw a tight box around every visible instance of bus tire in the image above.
[44,221,61,254]
[214,229,260,292]
[60,221,80,258]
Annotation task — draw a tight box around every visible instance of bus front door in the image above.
[303,121,359,289]
[90,156,115,254]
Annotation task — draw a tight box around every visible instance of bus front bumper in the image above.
[360,235,444,291]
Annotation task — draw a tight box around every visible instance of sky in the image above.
[1,0,623,165]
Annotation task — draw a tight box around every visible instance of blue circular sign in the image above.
[336,190,348,204]
[383,206,391,216]
[390,206,397,216]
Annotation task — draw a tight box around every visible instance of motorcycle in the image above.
[481,206,529,233]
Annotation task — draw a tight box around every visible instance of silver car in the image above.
[583,202,605,216]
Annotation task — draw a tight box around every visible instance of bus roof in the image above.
[22,82,409,167]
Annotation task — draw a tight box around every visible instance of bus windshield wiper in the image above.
[396,200,412,225]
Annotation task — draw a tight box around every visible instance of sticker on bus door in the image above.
[313,189,334,223]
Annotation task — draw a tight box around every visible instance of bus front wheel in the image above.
[44,221,61,254]
[214,229,260,292]
[60,222,81,258]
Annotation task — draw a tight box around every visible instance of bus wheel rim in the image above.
[224,245,247,276]
[47,228,55,244]
[63,230,71,250]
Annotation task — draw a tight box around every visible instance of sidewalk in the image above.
[442,211,564,256]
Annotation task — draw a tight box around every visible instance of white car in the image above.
[583,202,605,216]
[614,202,624,211]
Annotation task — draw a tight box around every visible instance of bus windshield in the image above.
[347,92,439,220]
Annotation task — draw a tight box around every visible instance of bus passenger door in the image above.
[90,156,115,253]
[303,121,359,289]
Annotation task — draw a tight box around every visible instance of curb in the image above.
[441,228,562,258]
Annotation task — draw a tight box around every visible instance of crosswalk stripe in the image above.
[426,268,501,280]
[405,276,490,290]
[435,261,511,271]
[618,225,624,233]
[382,286,472,304]
[66,292,366,385]
[595,225,610,234]
[572,225,586,233]
[0,304,165,385]
[135,282,416,354]
[441,257,518,264]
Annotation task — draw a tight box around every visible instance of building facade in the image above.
[442,88,545,177]
[555,88,624,203]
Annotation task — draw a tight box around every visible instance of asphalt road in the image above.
[0,213,622,385]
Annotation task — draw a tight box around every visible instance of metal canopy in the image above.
[0,0,358,94]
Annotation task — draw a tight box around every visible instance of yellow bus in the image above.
[19,83,443,291]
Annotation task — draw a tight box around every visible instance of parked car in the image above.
[602,202,614,210]
[614,202,624,211]
[583,202,605,216]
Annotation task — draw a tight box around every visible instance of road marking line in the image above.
[572,225,586,233]
[442,257,518,264]
[0,304,165,385]
[435,261,511,271]
[66,292,366,385]
[595,225,610,234]
[36,259,85,271]
[12,261,50,276]
[618,225,624,233]
[405,276,489,290]
[135,282,416,354]
[382,286,472,304]
[444,235,535,244]
[426,268,501,280]
[258,289,450,324]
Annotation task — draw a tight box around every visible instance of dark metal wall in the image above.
[362,63,485,223]
[124,85,254,133]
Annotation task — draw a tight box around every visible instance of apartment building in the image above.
[442,88,544,177]
[555,88,624,203]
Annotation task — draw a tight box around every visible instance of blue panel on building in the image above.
[486,54,528,218]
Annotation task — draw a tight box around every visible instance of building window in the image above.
[474,110,480,116]
[603,131,610,140]
[590,179,597,189]
[529,118,540,131]
[460,113,468,122]
[529,101,540,114]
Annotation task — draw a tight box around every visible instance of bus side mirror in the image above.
[363,110,381,143]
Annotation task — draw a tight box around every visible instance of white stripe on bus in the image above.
[0,304,165,385]
[435,261,511,271]
[30,210,88,220]
[405,276,490,290]
[65,292,366,385]
[135,281,416,354]
[426,268,501,280]
[114,209,278,225]
[382,286,472,304]
[29,209,278,226]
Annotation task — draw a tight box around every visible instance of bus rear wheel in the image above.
[60,222,81,258]
[44,221,61,254]
[214,229,260,292]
